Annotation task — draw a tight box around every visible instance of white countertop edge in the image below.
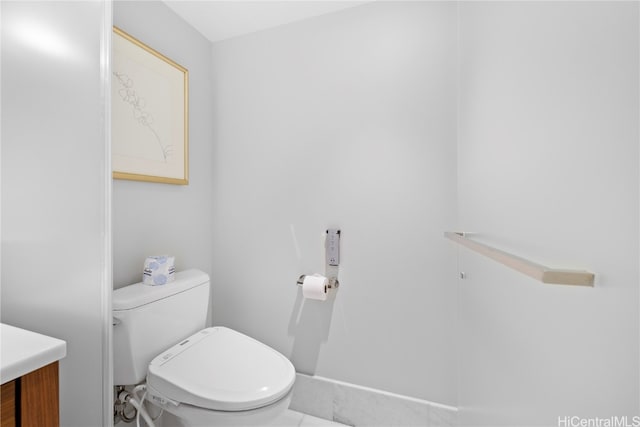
[1,323,67,384]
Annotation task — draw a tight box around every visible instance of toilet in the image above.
[113,269,296,426]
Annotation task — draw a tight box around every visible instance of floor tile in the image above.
[277,409,306,426]
[300,413,349,426]
[278,410,349,427]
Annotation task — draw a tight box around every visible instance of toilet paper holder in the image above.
[296,275,340,289]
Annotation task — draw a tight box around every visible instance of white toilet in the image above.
[113,269,296,426]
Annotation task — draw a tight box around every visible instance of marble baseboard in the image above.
[289,374,457,427]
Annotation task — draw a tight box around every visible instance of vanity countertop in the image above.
[1,323,67,384]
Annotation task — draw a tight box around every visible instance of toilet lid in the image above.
[146,327,295,412]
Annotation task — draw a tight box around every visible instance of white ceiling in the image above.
[163,1,367,43]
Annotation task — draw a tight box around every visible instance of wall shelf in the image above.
[445,231,594,287]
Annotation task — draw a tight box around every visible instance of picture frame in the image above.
[112,26,189,185]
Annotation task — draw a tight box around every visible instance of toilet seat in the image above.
[147,384,293,427]
[146,327,296,412]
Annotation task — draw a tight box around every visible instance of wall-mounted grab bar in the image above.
[444,232,594,287]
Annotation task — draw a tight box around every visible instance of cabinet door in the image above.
[21,362,59,427]
[1,380,16,427]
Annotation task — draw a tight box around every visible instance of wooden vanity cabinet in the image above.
[1,362,59,427]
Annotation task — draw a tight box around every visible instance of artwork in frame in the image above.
[112,26,189,185]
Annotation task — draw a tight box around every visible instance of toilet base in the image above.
[149,389,292,427]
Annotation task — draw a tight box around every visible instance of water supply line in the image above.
[116,385,157,427]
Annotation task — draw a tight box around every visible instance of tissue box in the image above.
[143,255,175,286]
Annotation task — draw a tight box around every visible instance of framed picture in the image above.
[112,27,189,185]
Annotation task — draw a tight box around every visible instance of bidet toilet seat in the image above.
[146,384,293,427]
[146,326,296,412]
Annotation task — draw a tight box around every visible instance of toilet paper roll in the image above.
[302,274,328,301]
[143,255,176,286]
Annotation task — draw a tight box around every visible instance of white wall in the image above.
[112,1,214,291]
[1,1,112,425]
[457,2,639,425]
[210,1,458,405]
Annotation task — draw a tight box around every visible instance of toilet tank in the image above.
[113,269,210,386]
